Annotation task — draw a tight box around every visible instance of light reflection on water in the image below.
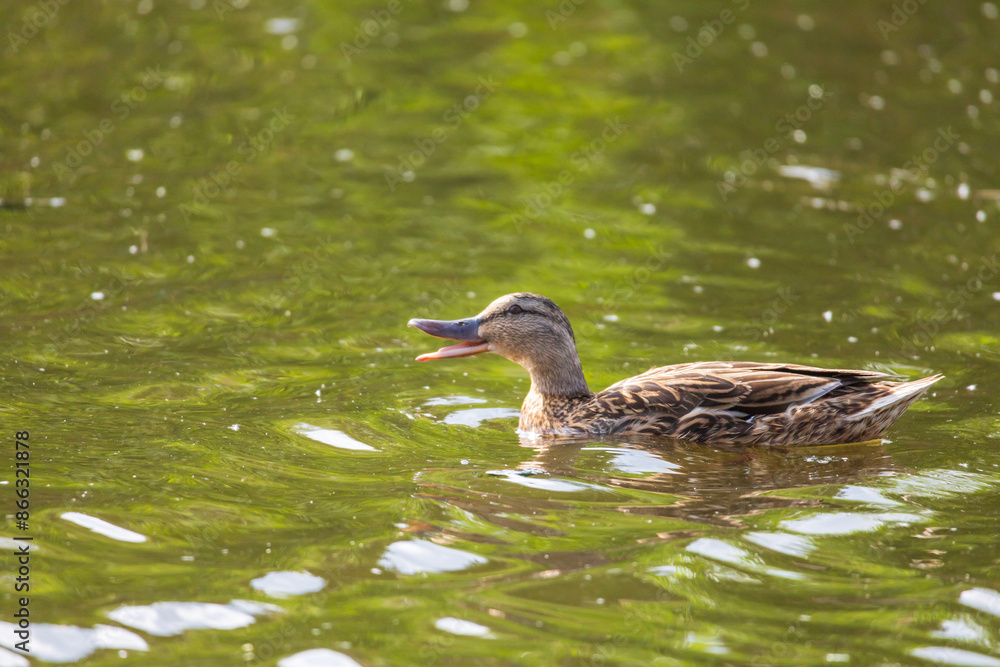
[780,511,927,535]
[0,622,147,663]
[742,531,815,557]
[433,617,495,638]
[441,407,521,427]
[60,512,148,543]
[106,602,263,636]
[960,588,1000,619]
[277,648,364,667]
[250,571,327,598]
[295,423,378,451]
[377,539,489,575]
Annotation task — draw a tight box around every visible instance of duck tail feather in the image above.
[846,374,944,420]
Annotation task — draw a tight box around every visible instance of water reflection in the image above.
[0,622,147,663]
[686,537,805,580]
[250,570,327,598]
[909,646,1000,667]
[399,436,998,662]
[422,395,487,407]
[777,164,841,189]
[960,588,1000,619]
[780,511,926,535]
[485,468,610,493]
[277,648,363,667]
[401,435,928,605]
[586,446,683,475]
[378,538,488,575]
[295,424,378,451]
[834,485,904,506]
[0,647,25,667]
[933,618,991,642]
[442,407,521,427]
[742,531,815,557]
[513,436,899,525]
[434,617,495,638]
[107,600,267,636]
[60,511,148,543]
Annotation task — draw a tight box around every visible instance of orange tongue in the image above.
[416,340,489,361]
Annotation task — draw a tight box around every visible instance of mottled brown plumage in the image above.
[408,293,943,446]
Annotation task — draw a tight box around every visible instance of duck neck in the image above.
[517,348,592,433]
[525,353,591,399]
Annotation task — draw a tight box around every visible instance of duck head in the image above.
[408,292,590,396]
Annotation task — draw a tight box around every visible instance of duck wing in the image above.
[587,361,896,436]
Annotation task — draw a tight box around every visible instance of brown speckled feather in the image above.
[550,362,941,445]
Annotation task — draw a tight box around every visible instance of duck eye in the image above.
[508,304,522,315]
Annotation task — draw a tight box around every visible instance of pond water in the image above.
[2,1,1000,665]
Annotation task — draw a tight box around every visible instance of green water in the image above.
[2,0,1000,665]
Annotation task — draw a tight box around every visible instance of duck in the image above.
[407,293,943,446]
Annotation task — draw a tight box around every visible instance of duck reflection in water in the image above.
[510,434,899,527]
[410,431,901,547]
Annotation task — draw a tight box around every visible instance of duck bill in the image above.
[407,317,489,362]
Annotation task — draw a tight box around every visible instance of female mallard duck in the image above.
[408,293,943,445]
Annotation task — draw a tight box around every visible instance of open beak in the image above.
[407,317,490,361]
